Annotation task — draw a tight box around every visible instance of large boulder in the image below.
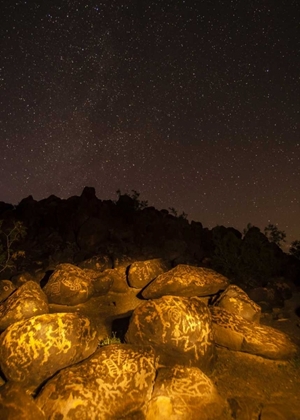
[96,266,129,293]
[126,296,216,373]
[36,344,158,419]
[210,306,298,360]
[43,263,95,305]
[214,284,261,323]
[82,268,113,296]
[0,382,46,420]
[146,365,228,420]
[128,258,171,288]
[0,281,49,331]
[142,265,229,299]
[0,280,16,302]
[0,312,98,391]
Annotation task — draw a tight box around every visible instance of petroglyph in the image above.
[0,313,98,390]
[142,264,229,298]
[128,259,170,288]
[36,344,157,419]
[126,296,216,371]
[210,306,297,359]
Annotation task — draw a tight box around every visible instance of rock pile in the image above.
[0,259,298,419]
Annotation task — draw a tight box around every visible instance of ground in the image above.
[211,289,300,419]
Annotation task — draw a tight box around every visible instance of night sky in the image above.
[1,1,299,246]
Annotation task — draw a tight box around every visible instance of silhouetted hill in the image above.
[0,186,299,287]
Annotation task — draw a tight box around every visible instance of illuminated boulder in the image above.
[128,258,171,288]
[95,266,129,293]
[82,268,113,296]
[0,382,46,420]
[0,281,49,331]
[43,263,95,305]
[146,365,228,420]
[0,280,16,303]
[214,284,261,323]
[0,312,98,391]
[36,344,157,419]
[125,296,216,373]
[210,306,298,359]
[141,265,229,299]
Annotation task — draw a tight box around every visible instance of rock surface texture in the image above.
[36,344,157,420]
[210,306,298,359]
[146,365,228,420]
[0,281,49,331]
[141,264,229,299]
[0,256,298,419]
[43,263,111,305]
[214,284,262,322]
[0,382,46,420]
[0,312,99,391]
[126,295,216,373]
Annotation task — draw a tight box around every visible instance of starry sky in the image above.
[1,0,299,246]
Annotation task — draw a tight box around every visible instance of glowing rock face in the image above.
[127,258,171,289]
[43,263,95,305]
[36,344,158,420]
[210,306,298,359]
[0,312,99,391]
[146,365,227,420]
[0,382,46,420]
[126,296,216,373]
[141,264,229,299]
[0,281,49,331]
[214,284,261,323]
[0,280,16,303]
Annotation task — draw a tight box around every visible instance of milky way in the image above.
[1,1,299,246]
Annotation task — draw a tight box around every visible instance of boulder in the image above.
[128,258,171,288]
[0,280,16,302]
[142,264,229,299]
[126,296,216,373]
[11,271,44,287]
[43,263,95,305]
[78,254,112,271]
[36,344,157,419]
[0,312,98,391]
[0,281,49,331]
[146,365,228,420]
[210,306,298,360]
[0,382,46,420]
[214,284,261,323]
[97,266,129,293]
[82,268,113,296]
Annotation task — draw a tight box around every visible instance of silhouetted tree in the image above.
[264,223,286,246]
[211,226,242,280]
[116,189,148,211]
[289,240,300,260]
[243,222,253,236]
